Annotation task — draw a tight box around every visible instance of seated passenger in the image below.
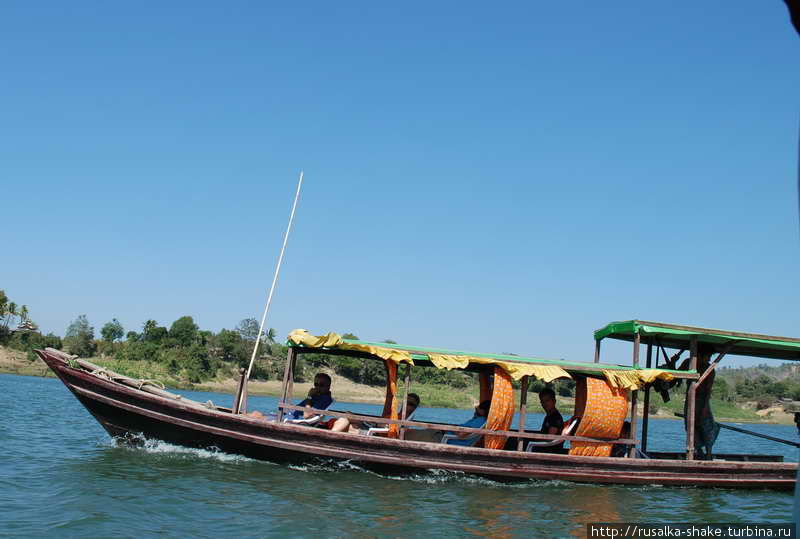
[329,393,420,433]
[289,373,333,420]
[538,388,564,435]
[445,400,491,446]
[520,387,564,453]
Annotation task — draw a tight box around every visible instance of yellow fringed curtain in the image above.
[427,353,570,382]
[602,369,674,390]
[287,329,413,365]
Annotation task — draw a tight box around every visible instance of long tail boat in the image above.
[37,320,799,490]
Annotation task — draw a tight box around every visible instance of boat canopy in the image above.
[594,320,800,361]
[287,329,686,390]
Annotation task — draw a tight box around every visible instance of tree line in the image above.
[1,288,798,404]
[0,289,478,386]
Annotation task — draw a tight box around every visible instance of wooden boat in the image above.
[37,320,799,490]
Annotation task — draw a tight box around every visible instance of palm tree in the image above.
[19,305,28,323]
[266,328,277,343]
[6,302,17,329]
[0,291,7,329]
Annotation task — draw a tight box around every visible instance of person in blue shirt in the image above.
[290,373,333,420]
[446,400,491,446]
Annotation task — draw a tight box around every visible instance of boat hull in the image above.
[40,350,797,490]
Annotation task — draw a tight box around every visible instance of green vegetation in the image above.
[90,357,181,385]
[653,394,763,422]
[401,382,478,409]
[100,318,124,343]
[717,364,800,403]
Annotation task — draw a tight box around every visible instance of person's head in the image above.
[539,388,557,413]
[313,373,332,393]
[406,393,420,414]
[620,421,631,437]
[474,400,491,417]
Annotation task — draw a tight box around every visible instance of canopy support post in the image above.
[400,363,412,440]
[641,339,653,454]
[233,368,247,414]
[517,375,529,451]
[628,331,640,458]
[278,347,296,422]
[686,336,698,460]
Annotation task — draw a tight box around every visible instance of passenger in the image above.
[680,345,719,460]
[445,400,491,446]
[329,393,420,433]
[289,373,333,420]
[537,387,564,451]
[501,388,565,452]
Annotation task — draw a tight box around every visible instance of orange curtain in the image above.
[569,377,628,457]
[484,367,515,449]
[382,360,399,438]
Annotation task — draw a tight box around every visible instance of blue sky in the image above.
[2,2,798,367]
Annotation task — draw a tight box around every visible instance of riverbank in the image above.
[2,345,793,423]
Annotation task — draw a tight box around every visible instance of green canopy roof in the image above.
[594,320,800,361]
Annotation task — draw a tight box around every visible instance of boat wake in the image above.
[288,459,571,487]
[383,468,574,488]
[107,433,258,464]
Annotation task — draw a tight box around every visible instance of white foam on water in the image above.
[107,433,258,464]
[403,471,546,488]
[287,459,367,474]
[350,465,570,489]
[287,458,579,488]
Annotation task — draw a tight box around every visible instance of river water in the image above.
[1,374,796,537]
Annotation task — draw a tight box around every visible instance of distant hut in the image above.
[13,320,39,333]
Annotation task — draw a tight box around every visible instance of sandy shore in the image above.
[0,346,54,377]
[195,371,389,404]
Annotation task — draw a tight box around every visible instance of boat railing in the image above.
[278,403,635,447]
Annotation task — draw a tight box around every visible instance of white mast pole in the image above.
[238,170,304,411]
